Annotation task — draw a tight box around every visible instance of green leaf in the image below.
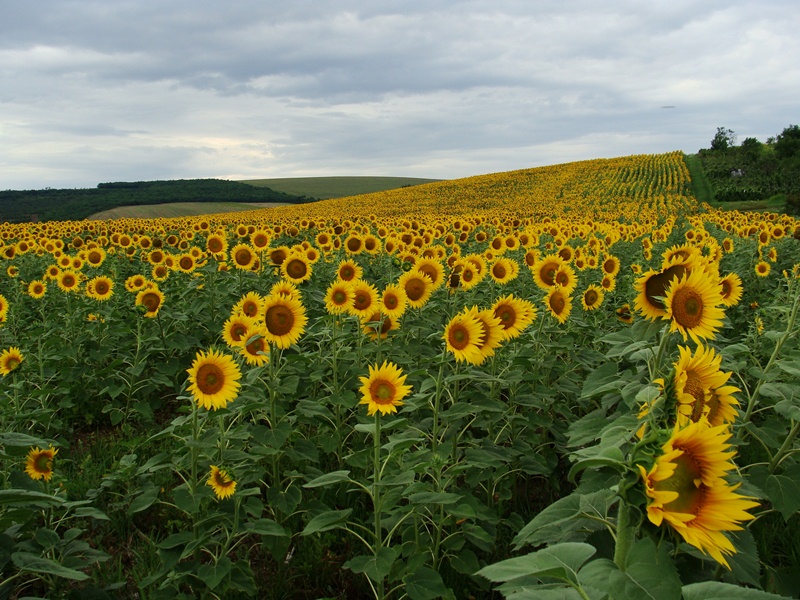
[74,506,110,521]
[157,532,194,550]
[344,547,397,582]
[723,528,760,588]
[0,489,64,508]
[127,486,160,515]
[406,491,463,505]
[303,470,351,488]
[301,509,353,536]
[197,556,231,590]
[403,565,449,600]
[749,465,800,521]
[12,552,89,581]
[682,581,790,599]
[477,542,596,585]
[0,432,54,447]
[580,363,620,398]
[568,448,626,483]
[513,490,616,549]
[243,518,288,537]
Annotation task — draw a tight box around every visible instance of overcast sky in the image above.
[1,1,798,190]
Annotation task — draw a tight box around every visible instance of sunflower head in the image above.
[262,294,307,349]
[664,270,725,344]
[25,445,58,482]
[443,310,485,365]
[358,360,412,416]
[207,465,237,499]
[186,348,242,411]
[0,347,24,376]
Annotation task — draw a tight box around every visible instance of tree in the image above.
[710,127,736,151]
[775,124,800,159]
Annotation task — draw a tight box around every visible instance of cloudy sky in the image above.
[1,1,798,190]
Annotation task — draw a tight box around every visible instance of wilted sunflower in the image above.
[25,445,58,482]
[664,270,725,344]
[358,360,412,416]
[443,310,485,364]
[349,280,379,318]
[719,273,743,307]
[398,270,433,309]
[186,348,242,410]
[207,465,237,499]
[380,284,407,319]
[262,294,307,349]
[28,280,47,299]
[580,284,604,311]
[136,287,164,318]
[492,294,536,341]
[638,419,759,568]
[544,285,572,324]
[673,345,739,427]
[0,347,23,376]
[325,280,354,315]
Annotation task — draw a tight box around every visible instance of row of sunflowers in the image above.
[1,151,799,599]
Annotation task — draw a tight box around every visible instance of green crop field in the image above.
[88,202,291,220]
[240,175,442,199]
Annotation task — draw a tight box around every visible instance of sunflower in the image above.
[443,310,485,364]
[361,310,399,340]
[544,286,572,324]
[250,229,271,250]
[719,273,743,307]
[230,244,257,271]
[207,465,237,499]
[136,287,164,318]
[335,259,362,282]
[552,264,577,294]
[492,294,536,341]
[125,274,147,292]
[233,292,265,320]
[349,280,379,318]
[601,254,621,277]
[28,279,47,299]
[0,347,23,376]
[398,270,433,309]
[87,275,114,302]
[177,254,197,273]
[56,269,81,293]
[754,260,770,277]
[25,446,58,482]
[380,284,407,319]
[279,254,311,284]
[324,280,354,315]
[206,233,228,256]
[471,307,505,364]
[268,246,290,266]
[458,262,480,290]
[358,360,413,416]
[633,263,691,321]
[262,294,307,349]
[240,325,270,366]
[616,304,634,324]
[673,345,739,427]
[489,257,518,285]
[186,348,242,410]
[581,284,604,311]
[532,254,565,290]
[664,270,725,344]
[222,314,257,348]
[638,420,759,568]
[270,280,301,301]
[415,258,446,290]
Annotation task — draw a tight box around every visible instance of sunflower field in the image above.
[1,151,800,599]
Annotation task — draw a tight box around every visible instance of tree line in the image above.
[0,179,311,223]
[697,124,800,213]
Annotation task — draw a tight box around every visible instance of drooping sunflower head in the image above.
[672,345,738,427]
[186,348,242,411]
[358,360,413,416]
[25,445,58,482]
[262,294,307,349]
[719,273,743,308]
[638,419,759,568]
[207,465,237,499]
[0,347,24,376]
[664,270,726,344]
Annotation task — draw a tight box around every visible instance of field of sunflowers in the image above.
[1,150,799,599]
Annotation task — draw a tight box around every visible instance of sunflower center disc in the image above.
[550,295,565,313]
[673,289,703,327]
[266,305,294,336]
[372,381,395,404]
[405,279,425,301]
[450,326,470,350]
[197,364,224,395]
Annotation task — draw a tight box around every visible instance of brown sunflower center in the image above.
[332,290,348,306]
[540,264,558,286]
[246,337,266,355]
[555,271,569,287]
[585,290,598,306]
[721,280,732,299]
[34,453,52,473]
[213,470,234,488]
[242,301,259,317]
[682,371,706,422]
[285,259,307,279]
[419,265,439,284]
[404,278,426,301]
[235,249,253,266]
[6,358,20,371]
[180,257,194,270]
[231,324,247,341]
[353,292,372,310]
[370,380,395,404]
[95,281,110,295]
[208,238,224,253]
[448,324,472,350]
[62,275,76,287]
[347,238,362,252]
[88,251,103,264]
[266,305,294,336]
[141,292,161,312]
[493,264,507,279]
[495,306,516,329]
[671,287,704,328]
[196,363,225,395]
[340,266,355,280]
[645,266,686,310]
[549,293,566,314]
[384,294,398,309]
[253,234,269,248]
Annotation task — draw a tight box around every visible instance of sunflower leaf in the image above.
[477,542,595,585]
[682,581,789,599]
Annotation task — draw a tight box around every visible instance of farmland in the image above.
[1,151,799,599]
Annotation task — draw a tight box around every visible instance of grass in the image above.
[88,202,291,220]
[683,153,716,205]
[239,176,443,200]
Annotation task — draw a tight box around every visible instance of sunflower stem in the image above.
[373,411,385,600]
[769,419,800,474]
[742,291,800,424]
[613,501,637,570]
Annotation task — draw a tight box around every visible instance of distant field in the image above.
[89,201,289,220]
[239,176,442,199]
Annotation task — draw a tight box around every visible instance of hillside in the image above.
[240,175,442,199]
